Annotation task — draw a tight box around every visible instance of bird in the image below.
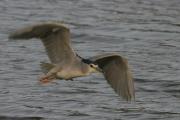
[9,21,135,101]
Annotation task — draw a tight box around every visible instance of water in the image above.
[0,0,180,119]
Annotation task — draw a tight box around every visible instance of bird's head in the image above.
[89,63,102,73]
[81,58,102,73]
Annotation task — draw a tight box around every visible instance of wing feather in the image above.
[9,22,76,64]
[90,53,135,101]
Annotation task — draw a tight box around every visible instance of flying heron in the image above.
[9,21,135,101]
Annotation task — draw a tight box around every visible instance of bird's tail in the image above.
[40,62,55,74]
[9,21,68,39]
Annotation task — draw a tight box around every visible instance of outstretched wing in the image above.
[9,22,76,64]
[90,53,135,101]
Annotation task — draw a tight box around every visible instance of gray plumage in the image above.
[9,21,135,101]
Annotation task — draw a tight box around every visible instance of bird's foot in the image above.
[39,75,55,84]
[39,79,52,84]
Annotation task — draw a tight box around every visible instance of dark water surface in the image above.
[0,0,180,120]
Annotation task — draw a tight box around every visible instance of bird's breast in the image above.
[56,67,87,79]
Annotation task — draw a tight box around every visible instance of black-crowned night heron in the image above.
[9,21,135,101]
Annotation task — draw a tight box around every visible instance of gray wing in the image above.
[90,53,135,101]
[9,21,76,64]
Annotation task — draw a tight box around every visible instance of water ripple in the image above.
[1,0,180,120]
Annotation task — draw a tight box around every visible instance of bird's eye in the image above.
[90,64,94,67]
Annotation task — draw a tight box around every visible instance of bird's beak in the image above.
[96,67,103,72]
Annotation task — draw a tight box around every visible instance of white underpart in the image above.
[56,65,98,79]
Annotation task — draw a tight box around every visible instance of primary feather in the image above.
[9,22,76,64]
[89,53,135,101]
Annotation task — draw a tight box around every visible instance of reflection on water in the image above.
[0,0,180,120]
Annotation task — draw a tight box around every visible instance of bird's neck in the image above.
[76,53,94,64]
[75,54,97,74]
[80,62,96,75]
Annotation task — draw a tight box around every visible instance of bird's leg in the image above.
[39,73,56,84]
[39,67,60,84]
